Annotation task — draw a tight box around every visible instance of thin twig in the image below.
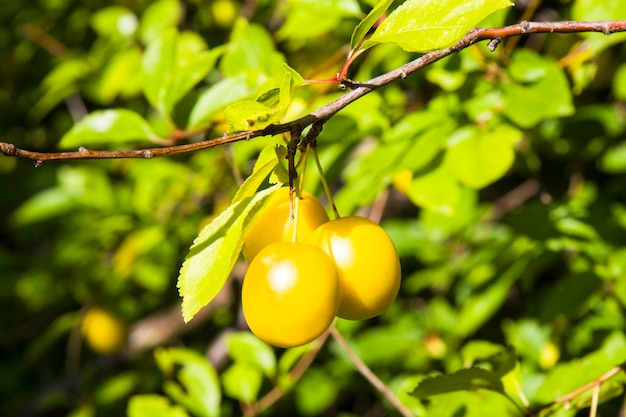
[3,21,626,164]
[330,325,414,417]
[553,363,626,405]
[242,327,331,416]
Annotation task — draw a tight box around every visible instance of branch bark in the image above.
[2,20,626,165]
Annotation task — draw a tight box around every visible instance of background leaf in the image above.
[58,109,159,148]
[411,367,505,398]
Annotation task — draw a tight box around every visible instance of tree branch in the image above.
[2,20,626,165]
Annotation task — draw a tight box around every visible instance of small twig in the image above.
[330,326,414,417]
[3,21,626,164]
[553,363,626,405]
[589,382,600,417]
[242,328,331,416]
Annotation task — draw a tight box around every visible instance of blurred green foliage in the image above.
[2,0,626,416]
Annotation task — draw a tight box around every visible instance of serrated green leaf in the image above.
[411,367,505,398]
[363,0,513,52]
[350,0,394,51]
[187,76,253,131]
[233,145,286,203]
[222,362,263,404]
[445,124,522,189]
[224,64,302,131]
[225,332,277,378]
[224,100,273,131]
[178,185,280,322]
[59,109,159,148]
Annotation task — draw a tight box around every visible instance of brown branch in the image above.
[3,20,626,165]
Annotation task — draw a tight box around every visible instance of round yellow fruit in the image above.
[309,216,401,320]
[243,187,329,263]
[81,307,127,355]
[242,242,339,348]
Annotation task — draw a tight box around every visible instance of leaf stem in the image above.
[311,146,340,219]
[330,325,413,417]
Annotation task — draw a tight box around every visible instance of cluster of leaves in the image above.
[2,0,626,416]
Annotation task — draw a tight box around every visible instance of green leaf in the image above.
[224,100,273,131]
[127,395,190,417]
[363,0,513,52]
[142,29,222,119]
[445,124,522,189]
[222,362,263,404]
[92,47,143,104]
[225,332,277,378]
[600,142,626,174]
[350,0,394,51]
[58,109,159,148]
[178,185,281,322]
[220,18,285,81]
[233,144,287,204]
[138,0,182,45]
[408,165,463,215]
[411,367,505,398]
[155,347,220,417]
[294,367,340,415]
[532,331,626,404]
[277,0,361,41]
[457,257,529,337]
[91,6,137,39]
[187,76,253,131]
[503,49,574,128]
[224,64,302,131]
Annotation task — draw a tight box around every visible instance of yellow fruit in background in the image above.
[242,242,339,348]
[309,216,401,320]
[211,0,238,28]
[392,170,413,196]
[243,187,329,263]
[81,307,127,355]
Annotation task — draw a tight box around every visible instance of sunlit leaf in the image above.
[138,0,182,45]
[187,75,253,131]
[155,347,220,417]
[232,144,286,203]
[503,49,574,128]
[127,395,190,417]
[59,109,160,148]
[222,362,263,404]
[225,332,277,378]
[445,124,522,189]
[91,6,138,39]
[350,0,394,51]
[178,185,281,322]
[363,0,513,52]
[408,165,463,215]
[532,331,626,404]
